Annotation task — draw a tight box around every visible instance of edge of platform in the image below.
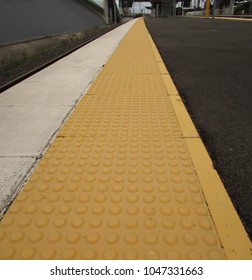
[185,16,252,21]
[146,23,252,260]
[215,17,252,21]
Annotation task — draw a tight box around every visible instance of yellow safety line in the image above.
[215,17,252,21]
[0,19,251,260]
[186,15,252,21]
[148,28,252,259]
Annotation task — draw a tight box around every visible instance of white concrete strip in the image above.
[0,19,137,216]
[0,158,35,216]
[0,106,70,156]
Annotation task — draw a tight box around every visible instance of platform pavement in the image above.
[0,18,251,260]
[0,19,137,218]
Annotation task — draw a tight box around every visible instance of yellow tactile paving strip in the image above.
[0,19,251,260]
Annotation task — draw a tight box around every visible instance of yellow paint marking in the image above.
[215,17,252,21]
[162,75,179,96]
[169,96,199,138]
[185,138,252,259]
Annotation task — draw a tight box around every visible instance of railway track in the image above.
[0,24,122,94]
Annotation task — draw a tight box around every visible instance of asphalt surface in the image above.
[0,0,105,45]
[145,17,252,240]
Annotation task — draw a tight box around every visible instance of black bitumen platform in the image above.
[145,17,252,240]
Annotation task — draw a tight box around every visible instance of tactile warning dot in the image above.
[143,207,156,216]
[107,219,120,229]
[86,233,100,244]
[83,249,97,260]
[125,233,138,245]
[180,219,195,230]
[105,233,119,244]
[144,234,158,245]
[1,217,14,228]
[165,251,181,260]
[20,248,36,260]
[41,248,56,260]
[126,206,139,215]
[208,250,223,260]
[36,217,49,228]
[103,249,118,260]
[162,219,175,230]
[125,219,138,229]
[195,206,208,216]
[71,218,84,228]
[10,232,24,243]
[42,205,55,214]
[186,250,202,260]
[89,218,102,229]
[160,206,173,216]
[145,250,159,260]
[92,206,104,215]
[29,232,43,243]
[183,234,198,245]
[75,205,88,215]
[16,193,28,203]
[203,234,217,246]
[143,218,156,230]
[8,205,21,215]
[47,232,62,244]
[59,206,71,214]
[67,233,81,244]
[109,205,122,216]
[199,219,213,230]
[178,206,191,216]
[164,234,178,245]
[61,249,76,259]
[124,250,138,260]
[1,247,15,259]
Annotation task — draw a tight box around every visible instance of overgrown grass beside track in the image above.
[0,25,112,88]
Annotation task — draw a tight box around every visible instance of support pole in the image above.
[206,0,210,18]
[104,0,109,24]
[229,0,235,15]
[109,8,113,24]
[212,0,216,18]
[113,0,117,24]
[173,0,176,16]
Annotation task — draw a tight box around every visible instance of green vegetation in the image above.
[0,25,111,82]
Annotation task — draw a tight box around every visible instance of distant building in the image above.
[119,0,133,9]
[119,0,152,13]
[150,0,176,16]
